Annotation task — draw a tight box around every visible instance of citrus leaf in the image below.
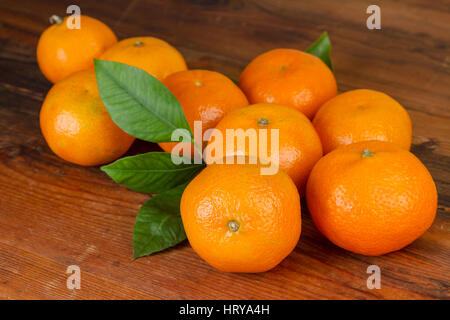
[101,152,204,194]
[306,31,333,71]
[133,184,187,259]
[94,59,191,142]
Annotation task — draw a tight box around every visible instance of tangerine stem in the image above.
[362,149,374,157]
[49,15,63,25]
[257,118,269,127]
[228,220,240,232]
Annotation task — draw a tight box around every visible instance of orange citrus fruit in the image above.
[158,69,249,155]
[181,160,301,272]
[239,49,337,119]
[313,89,412,153]
[206,103,323,194]
[100,37,187,80]
[306,141,437,256]
[40,69,135,166]
[37,15,117,83]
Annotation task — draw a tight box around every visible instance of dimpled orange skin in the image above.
[181,162,301,273]
[207,103,323,195]
[37,15,118,83]
[239,49,337,119]
[158,70,249,154]
[40,69,135,166]
[313,89,412,154]
[100,37,187,80]
[306,141,437,256]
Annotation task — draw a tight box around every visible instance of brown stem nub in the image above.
[49,15,63,25]
[257,118,270,127]
[134,41,144,47]
[228,220,240,232]
[362,149,374,158]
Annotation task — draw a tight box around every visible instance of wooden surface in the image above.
[0,0,449,300]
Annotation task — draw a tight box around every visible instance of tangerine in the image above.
[207,103,323,194]
[100,37,187,80]
[40,69,135,166]
[158,69,249,155]
[181,161,301,272]
[313,89,412,153]
[306,141,437,256]
[37,15,117,83]
[239,49,337,118]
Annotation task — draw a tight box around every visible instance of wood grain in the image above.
[0,0,449,299]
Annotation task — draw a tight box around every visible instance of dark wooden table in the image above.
[0,0,449,300]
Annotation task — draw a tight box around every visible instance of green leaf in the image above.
[101,152,204,194]
[133,183,187,258]
[306,31,333,71]
[94,59,191,142]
